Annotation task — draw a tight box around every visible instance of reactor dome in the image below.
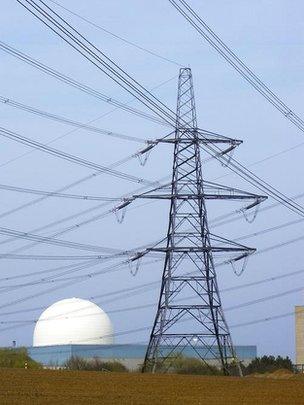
[33,297,114,347]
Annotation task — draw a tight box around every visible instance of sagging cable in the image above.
[229,253,250,277]
[128,251,147,276]
[241,197,265,223]
[113,198,134,224]
[136,143,155,166]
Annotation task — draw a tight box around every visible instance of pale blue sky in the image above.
[0,0,303,360]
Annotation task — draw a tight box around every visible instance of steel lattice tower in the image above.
[141,68,265,375]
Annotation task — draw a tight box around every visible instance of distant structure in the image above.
[29,297,257,369]
[295,306,304,367]
[33,297,113,346]
[29,343,257,370]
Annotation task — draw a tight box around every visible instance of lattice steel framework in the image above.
[141,68,265,375]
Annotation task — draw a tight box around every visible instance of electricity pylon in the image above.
[140,68,266,375]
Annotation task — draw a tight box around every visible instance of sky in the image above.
[0,0,303,360]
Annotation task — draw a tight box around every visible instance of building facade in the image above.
[29,344,257,370]
[295,306,304,366]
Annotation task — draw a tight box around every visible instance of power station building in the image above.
[28,297,257,369]
[295,306,304,369]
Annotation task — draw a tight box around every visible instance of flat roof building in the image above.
[28,343,257,370]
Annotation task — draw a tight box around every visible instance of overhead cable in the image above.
[48,0,183,67]
[230,310,303,329]
[0,191,160,255]
[1,264,301,323]
[169,0,304,133]
[0,40,166,126]
[0,95,146,143]
[17,0,304,219]
[1,282,303,332]
[0,228,302,305]
[211,192,304,229]
[16,0,178,126]
[0,126,151,184]
[0,225,130,253]
[202,141,304,217]
[0,182,122,201]
[0,74,176,172]
[0,256,158,311]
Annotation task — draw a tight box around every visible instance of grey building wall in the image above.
[295,306,304,364]
[28,344,257,369]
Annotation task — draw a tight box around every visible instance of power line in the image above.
[1,263,303,346]
[0,76,176,243]
[0,301,297,342]
[1,281,302,336]
[235,218,304,244]
[2,302,300,336]
[0,144,301,262]
[0,74,176,171]
[254,234,304,257]
[0,226,128,253]
[211,192,304,229]
[202,141,304,217]
[169,0,304,133]
[0,260,101,283]
[0,261,128,310]
[0,139,301,303]
[0,189,160,256]
[48,0,183,67]
[9,4,302,258]
[0,173,303,286]
[0,259,102,294]
[1,141,302,260]
[226,285,304,312]
[0,182,122,201]
[0,257,161,311]
[0,95,147,143]
[0,40,167,126]
[0,257,161,298]
[16,0,304,220]
[0,209,303,324]
[0,126,153,184]
[209,140,304,188]
[16,0,178,126]
[3,1,302,348]
[230,310,300,329]
[0,224,301,291]
[2,229,302,305]
[0,126,166,225]
[222,267,304,293]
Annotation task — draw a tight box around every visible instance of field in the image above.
[1,368,304,404]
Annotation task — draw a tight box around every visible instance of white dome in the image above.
[33,298,113,346]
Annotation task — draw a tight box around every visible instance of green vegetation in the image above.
[0,347,41,369]
[64,356,128,372]
[172,357,222,375]
[244,355,293,375]
[171,355,294,376]
[168,355,294,376]
[141,354,295,376]
[65,354,294,376]
[140,354,223,375]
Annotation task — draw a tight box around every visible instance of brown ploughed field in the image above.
[1,368,304,404]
